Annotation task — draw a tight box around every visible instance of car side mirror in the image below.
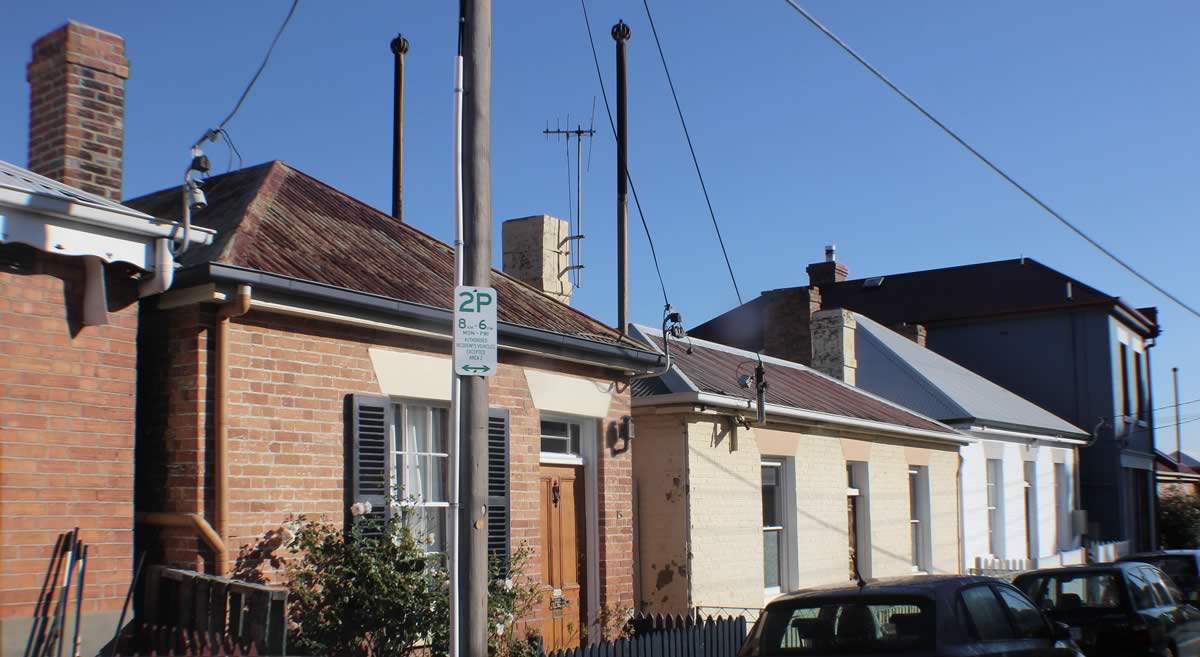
[1053,621,1071,641]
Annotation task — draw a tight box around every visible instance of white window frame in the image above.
[986,458,1004,558]
[761,458,795,597]
[847,462,872,580]
[908,466,932,573]
[538,414,600,639]
[1055,462,1071,551]
[391,401,450,555]
[1023,460,1038,560]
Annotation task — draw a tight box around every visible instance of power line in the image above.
[781,0,1200,321]
[579,0,670,307]
[215,0,301,133]
[641,0,745,307]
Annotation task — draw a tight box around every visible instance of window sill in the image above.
[540,452,584,465]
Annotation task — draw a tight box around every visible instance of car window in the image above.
[960,585,1015,640]
[1134,556,1196,588]
[995,586,1049,639]
[754,600,934,654]
[1019,572,1123,610]
[1141,567,1179,606]
[1127,569,1160,610]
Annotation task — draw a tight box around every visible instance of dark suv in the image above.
[1014,562,1200,657]
[738,575,1081,656]
[1121,551,1200,604]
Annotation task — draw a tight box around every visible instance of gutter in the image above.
[173,262,663,375]
[962,424,1088,446]
[632,391,970,446]
[0,187,216,244]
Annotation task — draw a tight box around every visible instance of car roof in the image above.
[766,575,996,606]
[1014,563,1145,578]
[1120,550,1200,559]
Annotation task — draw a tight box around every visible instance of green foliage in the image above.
[1159,493,1200,548]
[487,545,543,657]
[283,511,449,657]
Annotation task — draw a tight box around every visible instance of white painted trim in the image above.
[539,452,584,466]
[524,369,613,417]
[631,391,970,445]
[369,349,453,402]
[0,186,215,243]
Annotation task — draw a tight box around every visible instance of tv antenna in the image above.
[544,110,595,288]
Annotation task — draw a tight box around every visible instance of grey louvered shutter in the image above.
[351,394,393,534]
[486,409,510,568]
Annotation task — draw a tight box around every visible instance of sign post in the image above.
[453,286,497,376]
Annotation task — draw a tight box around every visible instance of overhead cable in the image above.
[781,0,1200,321]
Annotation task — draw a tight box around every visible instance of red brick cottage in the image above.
[126,161,661,650]
[1,23,212,657]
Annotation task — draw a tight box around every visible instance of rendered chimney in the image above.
[806,244,849,287]
[501,215,573,305]
[810,308,857,385]
[27,21,128,201]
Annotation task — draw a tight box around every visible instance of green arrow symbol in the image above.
[462,365,491,373]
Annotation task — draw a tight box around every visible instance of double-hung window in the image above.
[986,459,1004,557]
[394,402,450,554]
[762,460,789,594]
[908,466,931,573]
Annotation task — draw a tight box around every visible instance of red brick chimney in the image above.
[27,21,128,201]
[806,244,849,287]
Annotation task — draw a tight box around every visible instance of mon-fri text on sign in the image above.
[453,286,497,376]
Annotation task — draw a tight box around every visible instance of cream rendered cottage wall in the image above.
[635,411,961,614]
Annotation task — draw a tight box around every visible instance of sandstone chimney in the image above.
[501,215,572,305]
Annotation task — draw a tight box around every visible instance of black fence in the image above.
[546,614,748,657]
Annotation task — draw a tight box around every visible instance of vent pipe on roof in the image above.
[613,20,630,335]
[825,244,836,262]
[390,34,409,221]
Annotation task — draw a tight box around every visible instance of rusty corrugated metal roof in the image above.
[633,326,954,434]
[126,161,636,347]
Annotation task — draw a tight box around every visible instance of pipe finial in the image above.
[612,20,631,41]
[390,34,409,55]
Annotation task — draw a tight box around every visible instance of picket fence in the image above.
[545,614,748,657]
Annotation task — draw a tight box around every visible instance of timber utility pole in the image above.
[613,20,630,336]
[460,0,491,655]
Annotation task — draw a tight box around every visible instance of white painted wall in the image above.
[961,435,1079,567]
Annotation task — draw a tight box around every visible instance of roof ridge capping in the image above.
[629,322,966,442]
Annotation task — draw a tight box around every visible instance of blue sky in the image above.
[3,1,1199,454]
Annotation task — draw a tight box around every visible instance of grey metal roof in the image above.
[0,160,154,218]
[853,312,1088,439]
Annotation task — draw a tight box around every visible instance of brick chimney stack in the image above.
[806,244,850,288]
[27,21,128,201]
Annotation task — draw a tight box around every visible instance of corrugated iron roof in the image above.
[853,312,1088,438]
[631,325,954,434]
[1,159,154,217]
[126,161,637,347]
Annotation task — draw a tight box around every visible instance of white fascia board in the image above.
[0,187,214,244]
[963,424,1088,446]
[632,390,971,446]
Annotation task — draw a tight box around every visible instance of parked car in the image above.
[1014,562,1200,657]
[1120,551,1200,604]
[738,575,1082,656]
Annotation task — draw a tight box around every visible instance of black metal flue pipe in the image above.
[613,20,630,335]
[390,34,409,221]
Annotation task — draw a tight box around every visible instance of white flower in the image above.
[349,501,373,517]
[495,623,505,637]
[503,578,513,591]
[427,533,437,546]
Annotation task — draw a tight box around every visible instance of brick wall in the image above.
[143,304,636,628]
[26,21,127,201]
[0,247,137,623]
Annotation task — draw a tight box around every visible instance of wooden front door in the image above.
[538,464,586,651]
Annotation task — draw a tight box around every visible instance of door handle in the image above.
[552,480,561,507]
